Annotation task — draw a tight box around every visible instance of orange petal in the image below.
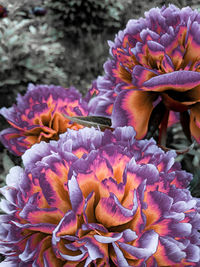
[112,90,155,139]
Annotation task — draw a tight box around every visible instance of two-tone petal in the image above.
[0,84,89,155]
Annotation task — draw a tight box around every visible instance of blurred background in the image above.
[0,0,200,195]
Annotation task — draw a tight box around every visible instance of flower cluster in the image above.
[0,127,199,266]
[0,4,200,267]
[0,84,89,156]
[89,5,200,143]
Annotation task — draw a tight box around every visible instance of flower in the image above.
[89,5,200,144]
[0,5,8,18]
[0,126,199,266]
[0,83,89,156]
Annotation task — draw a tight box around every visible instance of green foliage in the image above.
[44,0,125,36]
[61,31,111,95]
[0,150,15,187]
[0,17,67,97]
[43,0,125,92]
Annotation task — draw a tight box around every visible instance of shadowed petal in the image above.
[112,90,155,138]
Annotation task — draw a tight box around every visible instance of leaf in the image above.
[24,72,38,82]
[8,35,18,45]
[0,79,20,86]
[63,115,113,131]
[2,150,15,174]
[29,25,37,34]
[145,101,166,139]
[0,150,15,187]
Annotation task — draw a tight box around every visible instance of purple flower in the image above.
[0,5,8,18]
[0,83,89,156]
[0,126,199,266]
[89,5,200,144]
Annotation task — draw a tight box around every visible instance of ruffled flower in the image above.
[89,5,200,144]
[0,83,89,155]
[0,127,199,266]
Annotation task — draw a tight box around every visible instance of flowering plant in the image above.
[89,5,200,146]
[0,127,199,266]
[0,84,89,156]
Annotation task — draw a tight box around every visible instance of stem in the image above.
[158,109,169,147]
[180,111,192,143]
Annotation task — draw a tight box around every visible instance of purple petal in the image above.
[112,242,130,267]
[143,71,200,92]
[94,233,122,243]
[68,175,84,215]
[119,230,159,259]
